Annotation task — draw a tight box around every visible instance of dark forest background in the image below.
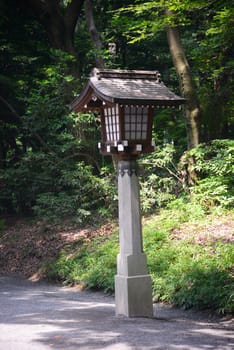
[0,0,233,221]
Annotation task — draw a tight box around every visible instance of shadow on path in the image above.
[0,275,233,350]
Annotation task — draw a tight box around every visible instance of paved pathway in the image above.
[0,275,233,349]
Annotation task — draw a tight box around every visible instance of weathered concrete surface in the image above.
[0,275,233,350]
[115,274,153,317]
[116,160,153,317]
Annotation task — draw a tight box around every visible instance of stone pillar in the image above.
[115,159,153,317]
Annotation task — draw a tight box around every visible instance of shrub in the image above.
[138,139,234,215]
[32,162,115,224]
[144,219,234,314]
[45,204,233,314]
[183,139,234,209]
[47,233,118,292]
[139,143,183,214]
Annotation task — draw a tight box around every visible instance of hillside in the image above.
[0,209,233,314]
[0,218,113,280]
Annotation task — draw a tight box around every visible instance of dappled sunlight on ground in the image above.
[0,275,233,350]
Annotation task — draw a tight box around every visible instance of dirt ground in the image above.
[0,214,233,280]
[0,217,114,279]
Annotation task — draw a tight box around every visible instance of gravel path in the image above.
[0,275,233,350]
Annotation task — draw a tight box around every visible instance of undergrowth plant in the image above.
[139,139,234,215]
[46,233,119,293]
[45,202,234,314]
[139,143,183,214]
[32,162,113,224]
[144,221,234,313]
[183,139,234,209]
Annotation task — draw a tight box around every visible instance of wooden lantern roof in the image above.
[69,68,185,112]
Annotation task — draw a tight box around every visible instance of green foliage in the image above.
[45,205,234,314]
[187,140,234,176]
[192,176,234,209]
[165,198,206,226]
[32,163,107,223]
[139,143,184,214]
[113,1,211,42]
[143,207,234,314]
[184,140,234,209]
[152,110,187,150]
[113,0,234,140]
[137,139,234,215]
[1,0,233,222]
[147,235,234,313]
[206,6,234,41]
[0,48,117,222]
[47,233,119,293]
[0,151,116,222]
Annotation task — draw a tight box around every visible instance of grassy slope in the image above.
[0,204,233,314]
[46,203,233,314]
[144,206,234,313]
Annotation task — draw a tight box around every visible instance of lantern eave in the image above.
[69,68,185,113]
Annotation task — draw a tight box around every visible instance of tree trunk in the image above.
[166,11,200,149]
[26,0,84,56]
[84,0,105,68]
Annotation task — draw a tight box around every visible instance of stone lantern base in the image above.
[115,159,153,318]
[115,274,153,317]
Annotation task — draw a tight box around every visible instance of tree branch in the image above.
[84,0,105,68]
[65,0,85,36]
